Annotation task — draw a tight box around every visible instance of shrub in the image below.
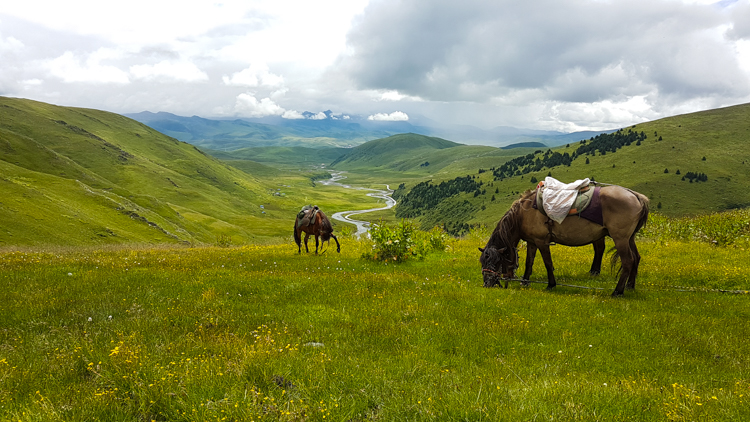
[216,234,232,247]
[365,221,450,262]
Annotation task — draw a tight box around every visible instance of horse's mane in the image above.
[487,190,535,249]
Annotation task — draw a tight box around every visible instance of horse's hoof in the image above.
[590,270,600,276]
[546,284,556,290]
[520,280,530,287]
[611,290,624,297]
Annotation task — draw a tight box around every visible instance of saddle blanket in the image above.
[296,205,319,228]
[533,177,599,224]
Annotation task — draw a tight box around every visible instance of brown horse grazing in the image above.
[294,209,340,254]
[479,185,649,296]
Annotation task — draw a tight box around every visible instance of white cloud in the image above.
[130,61,208,82]
[282,109,305,119]
[222,63,285,88]
[539,96,658,132]
[46,51,129,84]
[234,92,285,117]
[737,39,750,73]
[374,89,423,102]
[309,112,328,120]
[367,111,409,121]
[21,79,43,87]
[0,34,24,53]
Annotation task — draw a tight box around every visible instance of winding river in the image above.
[318,172,396,237]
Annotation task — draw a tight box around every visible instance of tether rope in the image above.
[498,277,749,294]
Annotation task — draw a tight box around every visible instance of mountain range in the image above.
[125,110,607,150]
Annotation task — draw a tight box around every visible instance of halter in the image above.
[482,266,509,289]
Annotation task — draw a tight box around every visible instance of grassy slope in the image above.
[0,97,369,246]
[331,133,466,170]
[474,103,750,219]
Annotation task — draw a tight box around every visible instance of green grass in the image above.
[1,232,748,421]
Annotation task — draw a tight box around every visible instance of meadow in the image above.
[1,226,749,421]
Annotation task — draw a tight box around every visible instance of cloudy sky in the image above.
[1,0,749,132]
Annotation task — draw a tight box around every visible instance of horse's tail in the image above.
[319,212,333,242]
[632,191,650,235]
[293,218,301,246]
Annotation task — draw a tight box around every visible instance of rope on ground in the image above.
[500,278,749,294]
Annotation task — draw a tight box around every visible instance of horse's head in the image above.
[479,245,518,288]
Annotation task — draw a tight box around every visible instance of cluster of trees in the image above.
[491,150,573,180]
[491,129,653,181]
[682,172,708,182]
[574,128,648,157]
[394,176,480,218]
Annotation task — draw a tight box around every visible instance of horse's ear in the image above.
[478,247,485,253]
[499,247,507,253]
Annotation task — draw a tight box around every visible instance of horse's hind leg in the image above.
[590,238,605,276]
[314,235,320,254]
[626,237,640,290]
[612,238,634,296]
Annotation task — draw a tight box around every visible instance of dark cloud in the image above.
[337,0,750,105]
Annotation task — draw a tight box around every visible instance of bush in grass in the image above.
[365,221,449,262]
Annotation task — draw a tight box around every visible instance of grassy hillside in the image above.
[480,102,750,215]
[329,133,518,174]
[367,103,750,233]
[0,97,374,247]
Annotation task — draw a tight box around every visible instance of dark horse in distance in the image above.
[479,185,649,296]
[294,206,340,254]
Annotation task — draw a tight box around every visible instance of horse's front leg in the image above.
[537,244,556,289]
[590,238,605,276]
[303,233,310,253]
[522,243,537,286]
[314,236,320,255]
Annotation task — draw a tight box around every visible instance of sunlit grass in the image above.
[1,233,749,421]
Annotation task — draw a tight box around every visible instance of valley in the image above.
[1,96,749,421]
